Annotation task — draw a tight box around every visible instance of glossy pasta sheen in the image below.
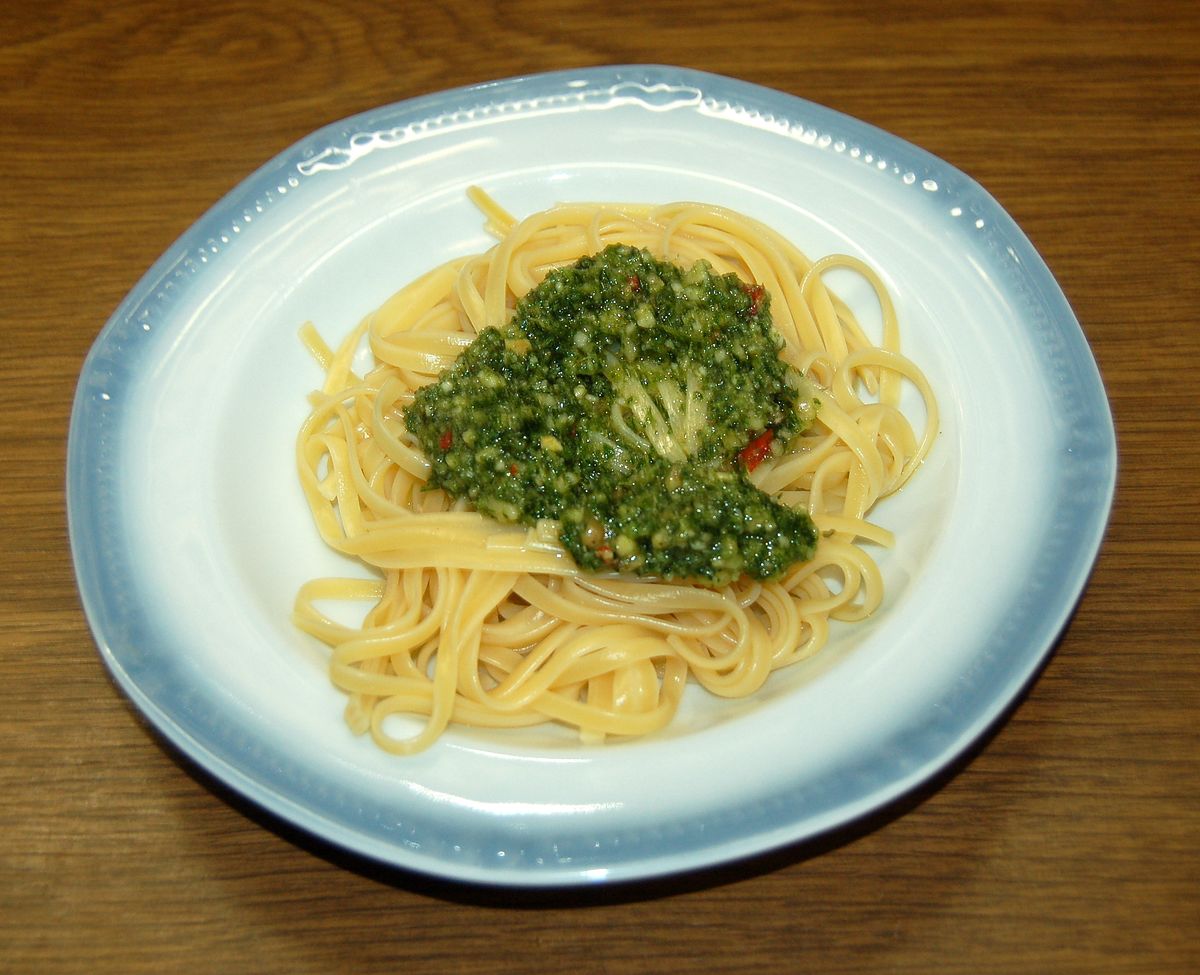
[293,191,938,755]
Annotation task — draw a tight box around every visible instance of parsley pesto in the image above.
[403,244,821,586]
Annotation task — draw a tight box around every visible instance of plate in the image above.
[67,66,1116,886]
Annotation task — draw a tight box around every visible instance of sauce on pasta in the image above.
[402,242,821,586]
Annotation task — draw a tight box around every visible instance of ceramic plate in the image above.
[67,66,1116,886]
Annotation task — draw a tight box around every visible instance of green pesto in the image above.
[403,244,821,586]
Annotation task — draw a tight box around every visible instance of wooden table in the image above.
[3,2,1197,972]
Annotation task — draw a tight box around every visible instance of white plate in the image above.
[68,66,1116,886]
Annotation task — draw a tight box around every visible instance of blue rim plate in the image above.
[67,66,1116,886]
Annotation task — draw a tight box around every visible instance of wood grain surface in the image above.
[2,1,1197,973]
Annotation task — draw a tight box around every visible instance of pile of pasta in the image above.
[294,189,938,754]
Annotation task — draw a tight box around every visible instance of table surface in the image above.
[3,1,1198,972]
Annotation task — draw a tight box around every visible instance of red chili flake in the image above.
[743,283,766,316]
[738,428,775,471]
[628,274,641,293]
[438,429,453,451]
[595,544,615,563]
[509,464,519,476]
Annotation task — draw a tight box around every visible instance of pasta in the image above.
[293,189,938,754]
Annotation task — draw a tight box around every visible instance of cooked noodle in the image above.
[293,189,938,754]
